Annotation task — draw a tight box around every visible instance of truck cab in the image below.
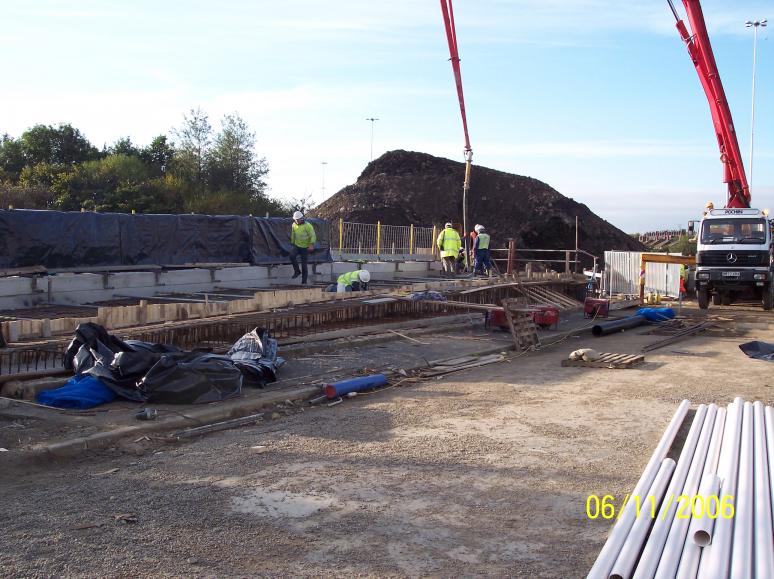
[695,208,774,310]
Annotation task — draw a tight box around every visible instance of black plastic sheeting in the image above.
[0,210,331,269]
[739,341,774,361]
[64,323,284,404]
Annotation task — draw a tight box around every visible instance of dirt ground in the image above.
[2,305,774,578]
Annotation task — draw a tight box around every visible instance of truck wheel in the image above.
[721,293,731,306]
[712,292,721,305]
[698,288,709,309]
[764,285,773,311]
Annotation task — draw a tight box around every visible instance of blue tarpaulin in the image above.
[636,307,676,322]
[37,375,116,409]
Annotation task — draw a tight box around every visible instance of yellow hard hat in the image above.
[705,201,714,209]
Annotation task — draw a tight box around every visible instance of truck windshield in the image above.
[701,218,767,244]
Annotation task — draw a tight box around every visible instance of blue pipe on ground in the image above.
[324,374,388,399]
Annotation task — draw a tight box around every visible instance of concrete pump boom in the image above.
[668,0,751,208]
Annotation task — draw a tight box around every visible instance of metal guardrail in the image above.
[330,220,437,260]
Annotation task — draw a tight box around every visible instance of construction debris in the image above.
[561,352,645,369]
[642,321,711,352]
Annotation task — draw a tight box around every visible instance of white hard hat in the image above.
[474,224,484,233]
[358,270,371,283]
[293,211,304,220]
[445,222,453,228]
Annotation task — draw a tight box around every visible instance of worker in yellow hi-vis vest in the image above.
[436,222,461,274]
[326,269,371,292]
[289,211,316,285]
[473,224,491,275]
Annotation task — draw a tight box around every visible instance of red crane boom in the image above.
[668,0,751,208]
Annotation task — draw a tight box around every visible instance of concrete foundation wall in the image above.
[0,259,439,312]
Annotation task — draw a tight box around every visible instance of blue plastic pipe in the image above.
[324,374,388,399]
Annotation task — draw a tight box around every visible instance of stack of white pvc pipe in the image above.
[587,398,774,579]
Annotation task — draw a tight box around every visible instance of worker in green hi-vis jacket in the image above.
[289,211,316,285]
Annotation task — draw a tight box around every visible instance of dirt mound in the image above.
[313,150,643,261]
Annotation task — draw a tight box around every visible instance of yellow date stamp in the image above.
[585,494,735,520]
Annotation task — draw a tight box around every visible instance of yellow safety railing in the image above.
[332,220,436,258]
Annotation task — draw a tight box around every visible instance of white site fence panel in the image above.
[604,251,682,298]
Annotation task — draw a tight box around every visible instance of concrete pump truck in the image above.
[668,0,773,310]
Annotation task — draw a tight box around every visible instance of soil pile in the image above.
[313,150,643,259]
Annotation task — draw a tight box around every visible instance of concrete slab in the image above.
[0,276,33,298]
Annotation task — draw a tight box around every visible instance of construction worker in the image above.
[473,224,491,275]
[326,269,371,292]
[437,222,461,274]
[289,211,316,285]
[703,201,714,216]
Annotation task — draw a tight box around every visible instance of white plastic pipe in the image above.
[674,408,726,579]
[765,406,774,538]
[692,474,722,546]
[587,400,690,579]
[653,405,720,579]
[610,458,677,579]
[634,404,711,579]
[730,401,753,579]
[753,402,774,579]
[697,397,744,579]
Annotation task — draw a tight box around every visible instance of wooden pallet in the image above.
[502,299,541,351]
[561,352,645,369]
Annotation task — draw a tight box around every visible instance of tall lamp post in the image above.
[745,18,767,190]
[321,161,328,199]
[365,117,379,161]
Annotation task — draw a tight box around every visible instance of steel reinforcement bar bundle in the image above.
[587,398,774,579]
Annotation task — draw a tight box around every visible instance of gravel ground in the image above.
[2,308,774,578]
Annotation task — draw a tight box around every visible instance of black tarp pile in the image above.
[739,341,774,361]
[64,323,284,404]
[0,210,331,269]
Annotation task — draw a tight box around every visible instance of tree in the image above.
[19,124,99,166]
[140,135,175,175]
[108,136,141,158]
[172,108,212,186]
[51,154,151,211]
[0,135,25,182]
[208,113,268,196]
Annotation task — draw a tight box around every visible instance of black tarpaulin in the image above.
[739,341,774,361]
[0,209,331,269]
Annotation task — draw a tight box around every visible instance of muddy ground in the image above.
[1,305,773,578]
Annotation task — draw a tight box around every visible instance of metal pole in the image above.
[366,117,379,162]
[462,149,472,271]
[750,23,758,189]
[575,215,579,274]
[746,19,767,190]
[321,161,328,199]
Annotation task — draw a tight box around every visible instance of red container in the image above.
[488,308,509,329]
[532,305,559,329]
[584,297,610,319]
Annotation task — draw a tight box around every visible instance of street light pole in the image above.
[745,18,767,190]
[321,161,328,199]
[365,117,379,162]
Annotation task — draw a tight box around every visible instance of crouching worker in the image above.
[326,269,371,293]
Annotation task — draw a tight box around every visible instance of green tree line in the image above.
[0,109,291,215]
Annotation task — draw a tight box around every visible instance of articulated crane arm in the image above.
[668,0,750,208]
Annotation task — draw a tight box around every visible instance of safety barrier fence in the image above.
[328,221,600,276]
[490,242,598,275]
[330,220,437,260]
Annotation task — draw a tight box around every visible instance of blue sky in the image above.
[1,0,771,233]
